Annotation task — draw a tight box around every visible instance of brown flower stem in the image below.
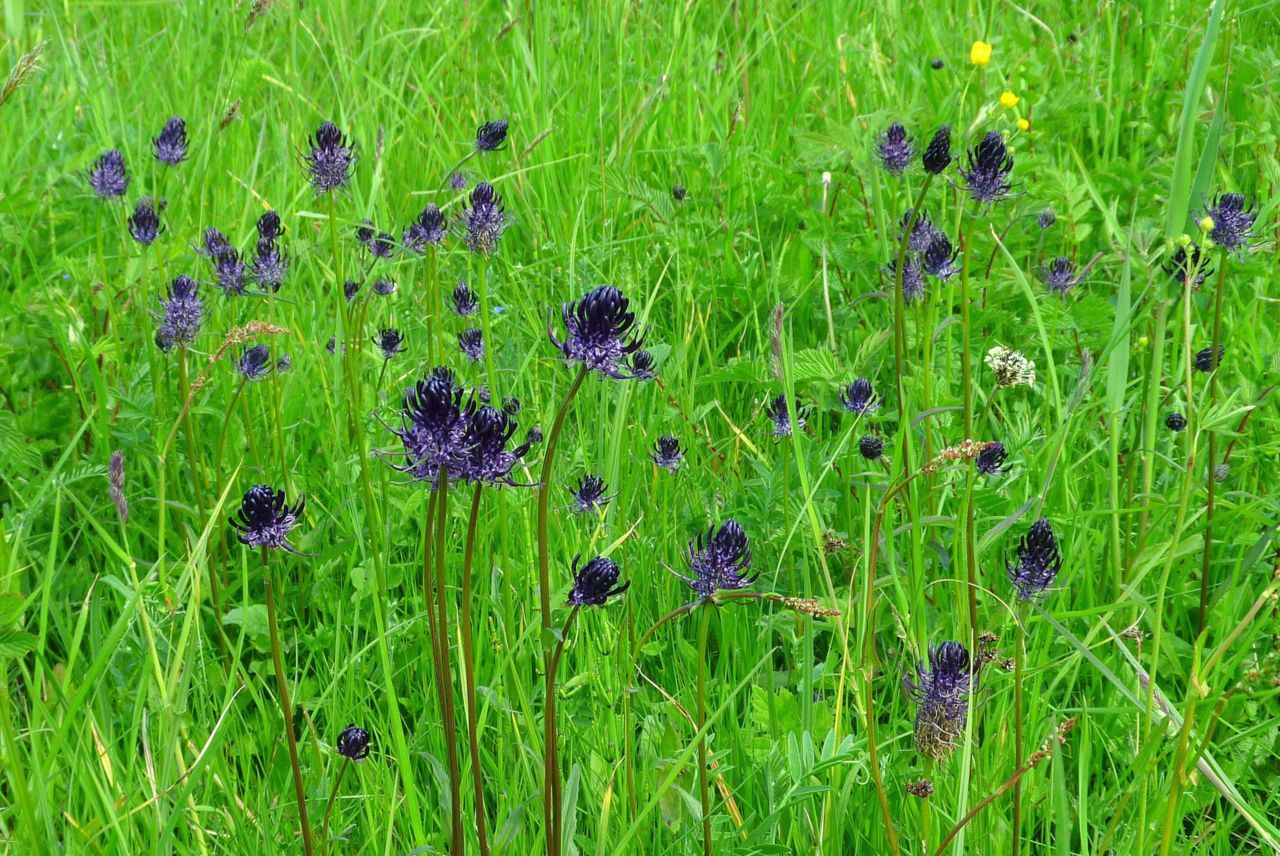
[320,757,350,856]
[1012,606,1027,856]
[433,471,464,854]
[695,604,713,856]
[1198,251,1229,635]
[545,606,579,855]
[460,484,490,856]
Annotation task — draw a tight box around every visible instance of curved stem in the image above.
[460,484,490,856]
[1012,608,1026,856]
[264,550,313,856]
[696,604,713,856]
[320,757,350,856]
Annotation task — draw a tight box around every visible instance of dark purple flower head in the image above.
[887,255,926,303]
[651,435,684,472]
[1165,412,1187,432]
[1166,244,1213,286]
[373,278,397,297]
[975,442,1007,475]
[550,285,647,379]
[766,394,803,438]
[840,378,879,415]
[344,280,360,302]
[878,123,913,175]
[930,58,945,70]
[199,227,231,257]
[251,238,289,292]
[1194,345,1224,373]
[212,249,247,296]
[905,641,974,762]
[475,119,509,152]
[326,336,339,354]
[457,404,530,486]
[128,197,162,245]
[458,182,510,255]
[337,724,370,761]
[385,368,473,485]
[1038,207,1055,230]
[156,275,203,352]
[1203,192,1255,252]
[229,484,304,552]
[403,204,446,252]
[502,396,521,415]
[277,355,292,372]
[374,328,404,360]
[1040,257,1080,294]
[624,349,657,381]
[922,234,959,280]
[859,434,884,460]
[357,221,396,259]
[304,121,355,194]
[959,130,1014,204]
[901,211,941,253]
[236,344,273,380]
[1008,517,1062,600]
[152,117,188,165]
[672,184,687,202]
[568,474,613,514]
[88,149,128,199]
[452,282,478,316]
[458,327,484,363]
[922,125,952,174]
[567,554,629,606]
[449,171,468,190]
[256,210,284,241]
[679,519,757,598]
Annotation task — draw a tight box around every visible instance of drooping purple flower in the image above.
[452,282,478,316]
[766,394,803,438]
[475,119,509,152]
[975,442,1007,475]
[250,238,289,292]
[840,378,880,415]
[459,328,484,363]
[337,724,371,761]
[959,130,1014,204]
[456,404,531,487]
[859,434,884,460]
[1194,345,1224,373]
[922,234,959,280]
[156,275,203,352]
[549,285,647,379]
[567,554,629,606]
[128,197,162,245]
[922,125,952,174]
[568,474,613,514]
[229,484,305,552]
[152,117,188,165]
[403,204,446,252]
[677,519,758,598]
[905,642,974,762]
[88,149,128,199]
[1040,257,1081,294]
[457,182,510,255]
[1038,207,1055,230]
[236,344,273,380]
[651,435,684,472]
[383,368,473,485]
[1007,517,1062,600]
[878,123,913,175]
[256,210,284,241]
[303,121,356,194]
[374,328,404,360]
[1203,192,1256,252]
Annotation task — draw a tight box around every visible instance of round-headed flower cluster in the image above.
[152,116,188,165]
[678,519,758,599]
[959,130,1014,204]
[458,182,510,255]
[906,641,975,762]
[155,275,203,352]
[651,435,684,472]
[566,554,630,606]
[877,123,914,175]
[88,149,129,199]
[229,484,305,552]
[303,121,356,194]
[1007,517,1062,600]
[549,285,648,379]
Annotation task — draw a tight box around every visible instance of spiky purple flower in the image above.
[922,234,959,280]
[257,210,284,241]
[449,171,468,190]
[859,434,884,460]
[1202,192,1256,252]
[922,125,952,174]
[878,123,913,175]
[1038,207,1055,230]
[766,393,803,438]
[457,404,531,486]
[337,724,370,761]
[403,204,446,252]
[212,249,247,296]
[567,554,630,606]
[88,149,128,199]
[1040,257,1081,294]
[677,519,757,598]
[199,227,231,257]
[568,474,613,514]
[651,435,684,472]
[373,278,397,297]
[156,275,203,352]
[304,121,355,194]
[458,182,509,255]
[624,349,657,381]
[959,131,1014,204]
[888,255,926,303]
[1165,412,1187,432]
[374,328,404,360]
[384,368,472,485]
[841,378,880,415]
[276,355,292,372]
[152,117,188,165]
[344,280,360,302]
[901,211,941,253]
[459,327,484,363]
[906,642,974,762]
[1008,517,1062,600]
[229,484,305,552]
[128,197,162,245]
[672,184,687,202]
[357,221,396,259]
[475,119,509,152]
[1195,345,1224,373]
[1167,245,1213,286]
[549,285,647,379]
[250,238,289,291]
[236,344,273,380]
[975,442,1007,475]
[452,282,478,316]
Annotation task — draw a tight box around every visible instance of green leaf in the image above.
[1166,0,1225,238]
[0,628,37,658]
[222,605,270,651]
[790,348,841,384]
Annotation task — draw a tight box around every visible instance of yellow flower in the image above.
[1016,118,1030,131]
[970,40,993,67]
[1138,336,1150,348]
[1000,91,1020,108]
[1199,216,1215,232]
[1177,233,1192,247]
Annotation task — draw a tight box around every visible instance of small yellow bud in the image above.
[970,41,993,67]
[1016,118,1030,131]
[1177,234,1192,246]
[1138,336,1150,348]
[1203,239,1216,250]
[1000,91,1020,108]
[1199,216,1215,232]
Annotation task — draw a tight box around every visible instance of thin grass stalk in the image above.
[263,549,314,856]
[460,483,490,856]
[1012,606,1027,856]
[695,604,713,856]
[959,211,979,646]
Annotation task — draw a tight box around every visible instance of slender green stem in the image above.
[546,606,579,856]
[460,484,490,856]
[695,604,713,856]
[893,175,935,405]
[1198,251,1229,634]
[1012,607,1026,856]
[433,471,464,855]
[478,261,499,399]
[263,550,314,856]
[321,757,350,856]
[959,211,979,648]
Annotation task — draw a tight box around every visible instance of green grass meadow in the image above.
[1,0,1279,853]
